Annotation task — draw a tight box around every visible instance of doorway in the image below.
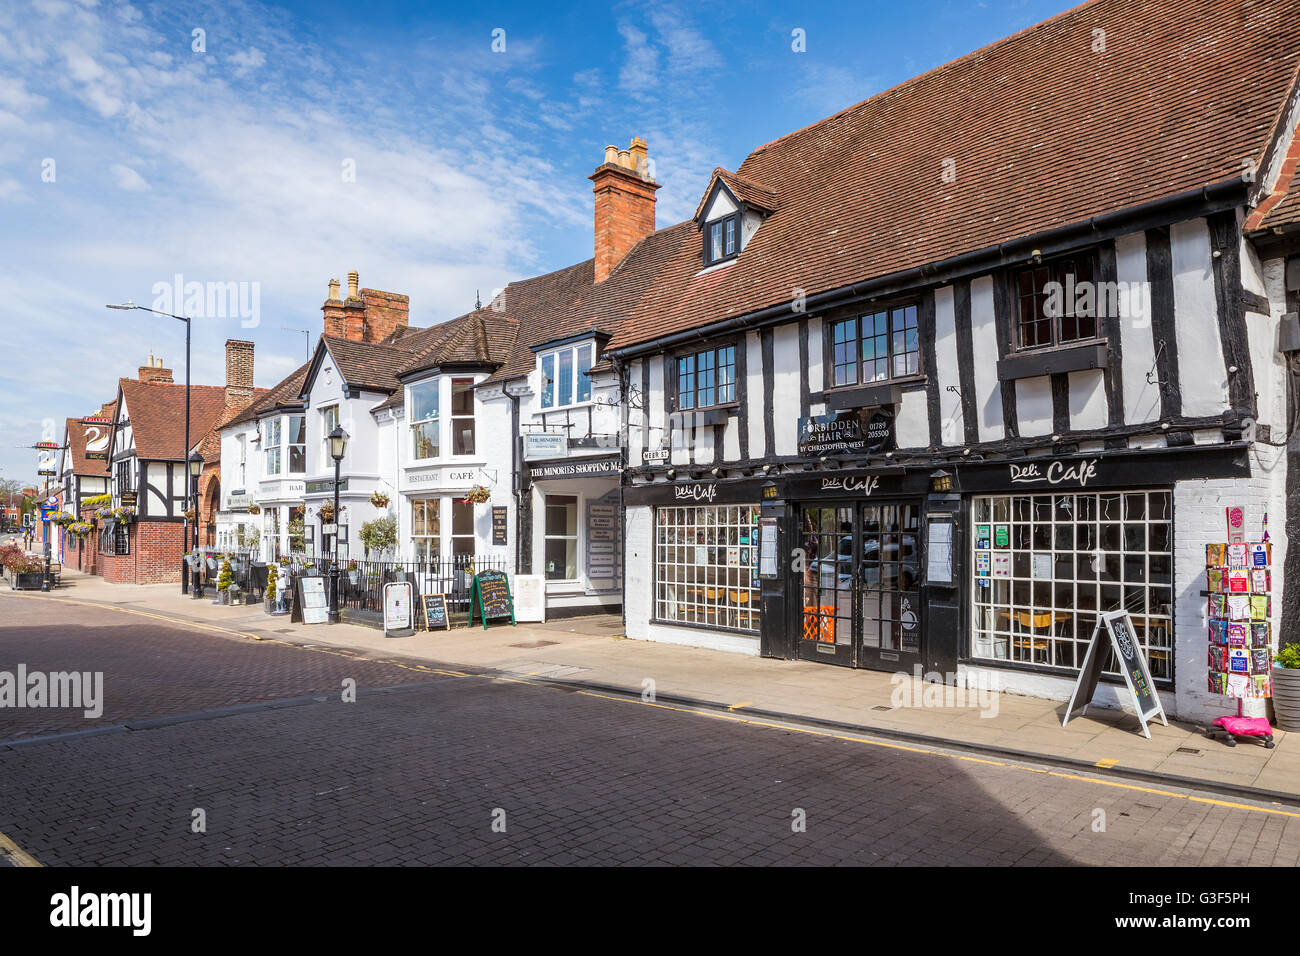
[797,500,923,671]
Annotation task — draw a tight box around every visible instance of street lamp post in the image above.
[107,302,195,594]
[37,466,55,592]
[189,451,204,599]
[327,426,347,624]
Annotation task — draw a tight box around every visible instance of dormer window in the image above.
[540,343,594,409]
[705,213,740,266]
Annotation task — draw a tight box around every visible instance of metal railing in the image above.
[187,548,504,620]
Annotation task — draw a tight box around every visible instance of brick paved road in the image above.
[2,595,1299,865]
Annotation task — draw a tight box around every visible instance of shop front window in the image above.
[655,505,760,632]
[412,499,440,561]
[971,490,1174,679]
[544,495,578,580]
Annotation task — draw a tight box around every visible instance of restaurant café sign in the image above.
[797,408,894,458]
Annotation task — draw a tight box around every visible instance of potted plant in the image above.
[461,484,492,505]
[369,492,390,509]
[1272,643,1300,731]
[217,558,233,605]
[359,515,396,560]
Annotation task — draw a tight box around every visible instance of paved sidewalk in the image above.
[14,571,1300,802]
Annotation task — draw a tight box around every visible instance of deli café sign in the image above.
[1009,458,1099,488]
[797,408,894,458]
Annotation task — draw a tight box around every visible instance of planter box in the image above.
[10,571,44,590]
[1272,667,1300,732]
[218,590,231,606]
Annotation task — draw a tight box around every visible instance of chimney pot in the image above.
[347,271,360,300]
[589,137,660,283]
[328,278,341,302]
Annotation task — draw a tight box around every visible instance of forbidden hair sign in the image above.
[1063,610,1168,738]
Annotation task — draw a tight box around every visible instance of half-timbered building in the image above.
[607,0,1300,722]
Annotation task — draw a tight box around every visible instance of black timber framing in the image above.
[991,273,1020,439]
[1097,240,1125,426]
[1207,210,1257,418]
[761,328,775,458]
[953,280,979,445]
[1145,226,1181,419]
[918,291,941,447]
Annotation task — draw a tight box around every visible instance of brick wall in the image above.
[360,289,409,343]
[591,164,658,283]
[99,520,186,586]
[224,339,255,408]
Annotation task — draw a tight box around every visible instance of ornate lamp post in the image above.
[189,450,204,599]
[327,426,347,624]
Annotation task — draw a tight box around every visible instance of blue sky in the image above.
[0,0,1073,484]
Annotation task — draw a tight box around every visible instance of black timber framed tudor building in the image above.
[593,0,1300,723]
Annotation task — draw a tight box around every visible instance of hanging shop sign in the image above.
[383,580,414,637]
[1063,610,1168,738]
[468,569,516,629]
[524,433,568,461]
[119,491,138,508]
[491,506,508,546]
[528,456,620,480]
[797,407,895,458]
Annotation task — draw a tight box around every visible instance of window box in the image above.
[823,381,905,413]
[996,340,1107,381]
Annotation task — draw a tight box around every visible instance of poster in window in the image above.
[1031,552,1053,581]
[976,551,991,577]
[991,553,1011,578]
[993,524,1010,549]
[975,524,991,550]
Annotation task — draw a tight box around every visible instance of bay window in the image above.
[412,499,440,560]
[410,382,439,460]
[452,499,475,559]
[451,378,476,456]
[264,419,282,475]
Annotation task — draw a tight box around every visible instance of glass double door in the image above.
[798,500,923,670]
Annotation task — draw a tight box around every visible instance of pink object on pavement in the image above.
[1212,715,1273,737]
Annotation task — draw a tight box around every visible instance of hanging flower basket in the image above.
[247,503,261,515]
[184,507,197,522]
[113,506,136,524]
[68,521,93,538]
[460,484,492,505]
[318,502,336,522]
[94,507,114,521]
[369,492,390,509]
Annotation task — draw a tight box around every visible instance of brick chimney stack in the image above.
[322,272,409,343]
[589,136,660,283]
[224,339,255,409]
[138,354,174,384]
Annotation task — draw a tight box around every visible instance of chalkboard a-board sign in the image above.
[468,569,516,629]
[422,593,450,631]
[1063,610,1168,738]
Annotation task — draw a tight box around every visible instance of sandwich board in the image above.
[1063,609,1168,738]
[421,592,450,631]
[467,569,515,629]
[383,580,414,638]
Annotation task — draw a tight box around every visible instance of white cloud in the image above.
[229,47,265,77]
[109,163,150,191]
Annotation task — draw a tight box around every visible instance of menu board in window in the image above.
[925,516,954,585]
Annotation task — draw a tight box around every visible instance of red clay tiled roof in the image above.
[227,362,312,427]
[606,0,1300,351]
[1259,160,1300,231]
[118,379,232,461]
[320,335,416,393]
[693,168,779,221]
